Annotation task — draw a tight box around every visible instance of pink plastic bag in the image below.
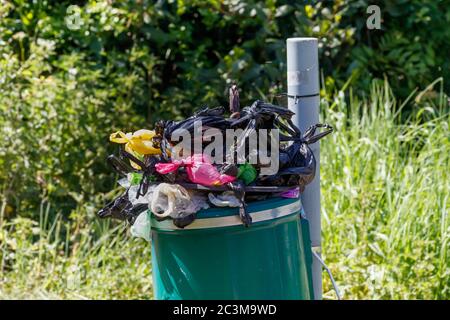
[155,154,236,186]
[154,161,181,174]
[280,187,300,199]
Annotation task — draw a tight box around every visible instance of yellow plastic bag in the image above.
[110,129,161,155]
[110,129,161,170]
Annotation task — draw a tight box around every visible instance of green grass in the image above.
[1,81,449,299]
[321,81,449,299]
[0,206,152,299]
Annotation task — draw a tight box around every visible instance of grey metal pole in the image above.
[286,37,322,300]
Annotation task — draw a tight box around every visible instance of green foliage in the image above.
[0,204,151,299]
[4,1,449,107]
[336,0,450,98]
[320,82,449,299]
[0,32,142,216]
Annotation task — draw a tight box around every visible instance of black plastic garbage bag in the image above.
[155,107,233,161]
[230,100,298,140]
[228,100,301,165]
[97,190,147,225]
[257,123,333,189]
[107,154,136,177]
[227,180,252,227]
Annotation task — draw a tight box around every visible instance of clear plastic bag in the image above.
[130,211,152,242]
[150,183,209,219]
[208,191,241,207]
[128,184,155,206]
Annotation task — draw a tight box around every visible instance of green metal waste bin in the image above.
[150,197,315,300]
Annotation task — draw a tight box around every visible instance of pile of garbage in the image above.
[97,86,332,240]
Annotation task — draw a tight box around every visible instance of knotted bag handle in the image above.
[302,123,333,145]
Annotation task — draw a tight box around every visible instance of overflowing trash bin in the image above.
[151,197,314,299]
[97,86,332,299]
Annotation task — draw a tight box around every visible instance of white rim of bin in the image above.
[151,200,303,231]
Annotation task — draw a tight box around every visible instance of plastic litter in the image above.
[119,172,144,188]
[110,129,160,155]
[208,191,241,207]
[160,108,230,142]
[218,163,239,177]
[119,150,160,198]
[130,211,152,242]
[150,183,209,219]
[128,184,155,206]
[129,172,143,186]
[107,154,135,177]
[110,130,161,169]
[155,154,236,186]
[97,189,147,224]
[97,85,333,231]
[228,180,252,227]
[227,100,300,164]
[229,84,241,119]
[279,187,300,199]
[257,123,333,189]
[237,163,257,185]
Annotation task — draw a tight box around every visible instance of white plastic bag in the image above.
[128,184,156,206]
[208,191,241,207]
[150,183,208,219]
[130,211,152,242]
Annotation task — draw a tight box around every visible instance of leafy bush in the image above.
[333,0,450,98]
[0,6,143,215]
